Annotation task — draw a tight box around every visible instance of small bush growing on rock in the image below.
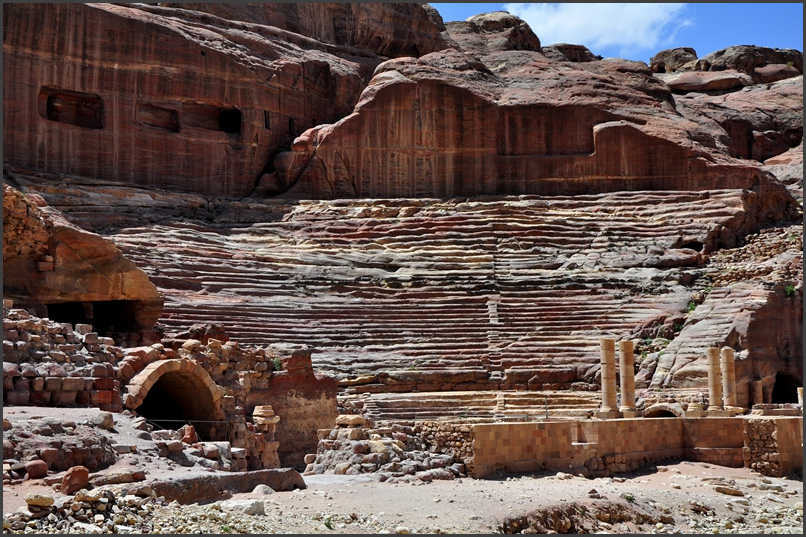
[272,358,283,371]
[624,493,635,503]
[785,284,797,295]
[686,301,697,312]
[673,323,684,332]
[221,525,232,533]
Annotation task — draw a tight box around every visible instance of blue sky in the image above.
[430,3,804,63]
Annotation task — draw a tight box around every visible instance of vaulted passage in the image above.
[771,371,801,403]
[46,300,140,336]
[135,371,222,440]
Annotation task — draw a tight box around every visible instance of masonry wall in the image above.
[743,417,803,477]
[470,417,796,478]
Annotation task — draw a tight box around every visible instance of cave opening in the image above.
[218,109,241,134]
[770,371,801,403]
[680,241,704,252]
[135,371,223,441]
[46,299,139,336]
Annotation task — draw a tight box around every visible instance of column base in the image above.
[596,410,622,420]
[724,406,745,416]
[684,410,707,418]
[707,409,731,417]
[619,410,640,418]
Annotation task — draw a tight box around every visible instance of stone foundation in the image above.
[471,416,802,478]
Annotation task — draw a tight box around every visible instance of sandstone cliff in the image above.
[2,184,163,343]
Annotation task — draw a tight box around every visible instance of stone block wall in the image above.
[470,416,794,478]
[682,417,745,467]
[742,417,803,477]
[3,308,125,412]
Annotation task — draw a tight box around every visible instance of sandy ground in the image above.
[4,406,803,534]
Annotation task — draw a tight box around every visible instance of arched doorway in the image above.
[771,372,801,403]
[124,359,226,441]
[642,403,683,418]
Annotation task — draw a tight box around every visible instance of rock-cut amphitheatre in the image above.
[2,3,803,534]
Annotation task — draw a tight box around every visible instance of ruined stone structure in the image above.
[3,185,163,345]
[2,3,803,483]
[2,302,336,469]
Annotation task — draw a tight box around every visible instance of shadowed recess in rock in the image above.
[135,371,220,440]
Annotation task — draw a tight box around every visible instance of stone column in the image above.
[798,387,803,406]
[707,348,723,412]
[752,381,764,406]
[720,347,737,409]
[599,339,618,416]
[618,340,636,414]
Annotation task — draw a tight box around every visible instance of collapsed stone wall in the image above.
[303,416,470,482]
[3,303,338,470]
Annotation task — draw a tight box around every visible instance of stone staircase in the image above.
[108,190,756,399]
[343,390,601,423]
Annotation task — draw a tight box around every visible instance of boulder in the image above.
[90,412,115,431]
[335,415,366,427]
[542,43,601,63]
[60,466,90,494]
[650,47,698,73]
[24,459,48,479]
[24,493,54,507]
[218,499,265,516]
[446,12,540,55]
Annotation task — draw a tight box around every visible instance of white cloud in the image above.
[503,3,691,57]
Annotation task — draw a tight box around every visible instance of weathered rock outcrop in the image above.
[1,2,387,197]
[650,45,803,84]
[2,184,163,341]
[649,47,699,73]
[273,45,798,202]
[444,11,541,55]
[541,44,602,63]
[674,76,803,162]
[163,3,452,58]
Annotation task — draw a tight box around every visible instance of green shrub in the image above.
[785,285,795,296]
[221,526,232,533]
[272,357,283,371]
[686,301,697,312]
[673,323,684,332]
[624,493,635,503]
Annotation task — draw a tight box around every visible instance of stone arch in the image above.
[642,403,683,418]
[123,359,225,425]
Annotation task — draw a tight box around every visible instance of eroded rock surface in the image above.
[2,184,163,341]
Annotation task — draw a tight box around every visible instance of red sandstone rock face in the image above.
[2,2,378,197]
[2,184,163,339]
[650,45,803,83]
[674,76,803,162]
[649,47,699,73]
[274,46,797,204]
[164,3,453,57]
[656,70,754,92]
[541,44,602,63]
[445,11,541,55]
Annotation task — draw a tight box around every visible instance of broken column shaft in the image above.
[720,347,737,408]
[599,338,618,413]
[707,347,723,411]
[618,340,636,413]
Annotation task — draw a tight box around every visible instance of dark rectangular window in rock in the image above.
[38,87,104,129]
[137,102,179,133]
[264,110,271,130]
[182,102,241,134]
